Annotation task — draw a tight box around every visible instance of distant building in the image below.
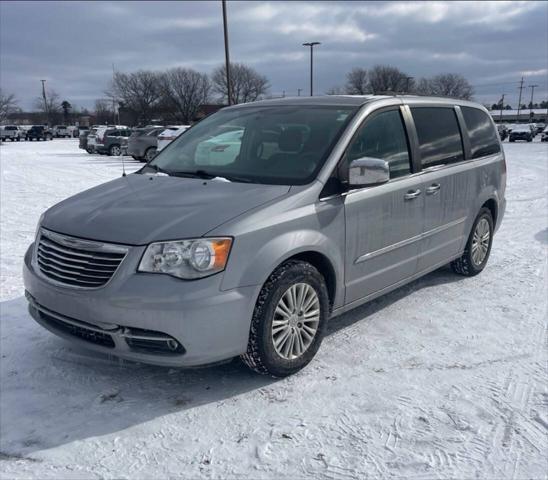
[490,109,547,123]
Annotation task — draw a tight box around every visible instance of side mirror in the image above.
[348,157,390,187]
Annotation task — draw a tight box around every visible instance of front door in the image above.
[343,108,424,305]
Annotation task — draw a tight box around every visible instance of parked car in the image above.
[94,127,132,156]
[157,125,190,152]
[0,125,23,141]
[23,96,506,377]
[26,125,53,141]
[126,126,165,162]
[541,127,548,142]
[78,129,93,152]
[496,124,507,141]
[509,126,533,142]
[52,125,70,138]
[535,122,546,134]
[86,125,124,153]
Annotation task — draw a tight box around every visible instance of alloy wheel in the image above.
[272,283,320,360]
[471,218,490,266]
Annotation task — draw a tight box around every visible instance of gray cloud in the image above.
[1,1,546,110]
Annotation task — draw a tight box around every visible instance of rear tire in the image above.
[86,148,93,154]
[109,144,122,156]
[241,260,329,377]
[144,147,157,162]
[451,208,493,277]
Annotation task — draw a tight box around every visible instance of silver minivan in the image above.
[23,95,506,377]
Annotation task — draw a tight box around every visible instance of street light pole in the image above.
[528,84,538,119]
[40,79,48,125]
[405,76,414,93]
[221,0,232,105]
[499,93,505,123]
[302,42,320,96]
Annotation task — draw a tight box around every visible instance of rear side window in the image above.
[345,109,411,179]
[411,107,464,168]
[461,107,500,158]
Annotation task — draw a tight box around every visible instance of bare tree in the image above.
[212,63,269,104]
[94,99,113,125]
[0,89,19,123]
[111,70,162,124]
[33,89,61,125]
[415,73,474,100]
[368,65,410,94]
[345,68,369,95]
[159,68,211,123]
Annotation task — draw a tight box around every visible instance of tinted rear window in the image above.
[411,107,464,168]
[461,107,500,158]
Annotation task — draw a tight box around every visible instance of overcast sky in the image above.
[1,1,547,111]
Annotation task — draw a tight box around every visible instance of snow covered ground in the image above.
[0,138,547,479]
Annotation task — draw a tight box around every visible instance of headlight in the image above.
[138,238,232,279]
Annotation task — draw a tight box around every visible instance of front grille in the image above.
[26,294,117,349]
[36,229,127,288]
[26,292,186,356]
[41,310,116,348]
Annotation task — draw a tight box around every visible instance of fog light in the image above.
[167,339,179,351]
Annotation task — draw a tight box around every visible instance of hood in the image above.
[42,173,290,245]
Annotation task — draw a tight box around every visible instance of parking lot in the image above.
[0,138,547,479]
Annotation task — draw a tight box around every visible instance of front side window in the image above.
[411,107,464,168]
[461,107,500,158]
[344,109,411,179]
[147,105,357,185]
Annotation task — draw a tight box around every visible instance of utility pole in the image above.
[516,76,524,121]
[297,88,302,96]
[41,79,48,125]
[302,42,320,96]
[221,0,232,105]
[499,93,505,123]
[112,64,117,124]
[528,84,538,120]
[405,76,414,93]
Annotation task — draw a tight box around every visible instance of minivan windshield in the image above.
[145,105,357,185]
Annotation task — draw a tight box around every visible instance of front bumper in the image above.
[23,244,259,367]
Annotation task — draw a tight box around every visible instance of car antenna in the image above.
[121,153,127,177]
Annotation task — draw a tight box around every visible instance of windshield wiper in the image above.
[169,169,216,179]
[171,170,254,183]
[140,164,172,176]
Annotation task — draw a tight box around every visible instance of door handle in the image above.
[426,183,441,195]
[404,189,421,200]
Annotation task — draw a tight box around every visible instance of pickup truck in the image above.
[0,125,23,141]
[26,125,53,141]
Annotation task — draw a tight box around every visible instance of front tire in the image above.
[241,260,330,377]
[451,208,493,276]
